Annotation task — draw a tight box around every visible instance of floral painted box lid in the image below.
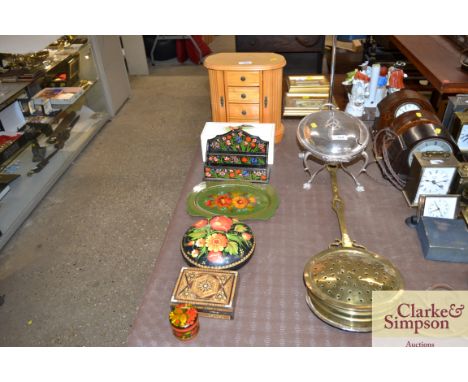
[200,122,275,164]
[181,216,255,270]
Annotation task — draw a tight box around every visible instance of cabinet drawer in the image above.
[225,71,260,86]
[228,103,260,120]
[227,87,260,103]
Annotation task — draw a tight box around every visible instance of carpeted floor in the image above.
[0,64,212,346]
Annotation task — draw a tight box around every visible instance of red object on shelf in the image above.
[0,134,22,146]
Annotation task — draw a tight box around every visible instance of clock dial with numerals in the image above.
[394,103,421,118]
[404,151,459,207]
[414,167,457,204]
[426,199,450,217]
[421,196,459,219]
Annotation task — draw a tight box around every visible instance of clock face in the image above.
[394,103,421,118]
[421,196,459,219]
[414,167,457,204]
[457,124,468,151]
[408,138,453,166]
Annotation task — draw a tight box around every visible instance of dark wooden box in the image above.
[235,35,325,74]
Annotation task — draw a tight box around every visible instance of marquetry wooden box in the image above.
[204,52,286,143]
[170,267,238,320]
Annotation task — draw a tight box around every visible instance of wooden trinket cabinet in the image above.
[204,53,286,143]
[204,127,270,183]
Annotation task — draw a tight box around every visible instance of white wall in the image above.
[0,35,60,54]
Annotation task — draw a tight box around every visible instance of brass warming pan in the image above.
[303,165,404,332]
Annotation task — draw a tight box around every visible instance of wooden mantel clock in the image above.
[204,53,286,143]
[376,89,434,131]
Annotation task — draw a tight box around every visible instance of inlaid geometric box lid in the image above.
[170,267,238,319]
[201,122,275,164]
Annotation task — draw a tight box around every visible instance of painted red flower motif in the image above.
[215,194,232,208]
[207,251,224,264]
[193,219,208,228]
[242,232,252,241]
[229,173,235,178]
[186,306,197,323]
[246,136,252,142]
[241,157,248,163]
[210,216,233,232]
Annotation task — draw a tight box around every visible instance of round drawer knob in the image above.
[240,76,246,81]
[241,93,247,99]
[241,110,247,116]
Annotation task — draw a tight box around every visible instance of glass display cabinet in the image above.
[0,36,112,250]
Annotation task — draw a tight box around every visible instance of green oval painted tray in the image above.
[186,181,280,220]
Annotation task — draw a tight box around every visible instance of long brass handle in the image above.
[220,96,224,107]
[328,165,353,248]
[264,96,268,108]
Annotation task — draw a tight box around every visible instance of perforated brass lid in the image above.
[304,247,404,332]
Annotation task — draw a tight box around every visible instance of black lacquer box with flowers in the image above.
[181,215,255,270]
[204,128,270,183]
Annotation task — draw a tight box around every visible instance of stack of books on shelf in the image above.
[283,75,337,117]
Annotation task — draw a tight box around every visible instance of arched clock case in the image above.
[386,121,456,177]
[376,89,434,132]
